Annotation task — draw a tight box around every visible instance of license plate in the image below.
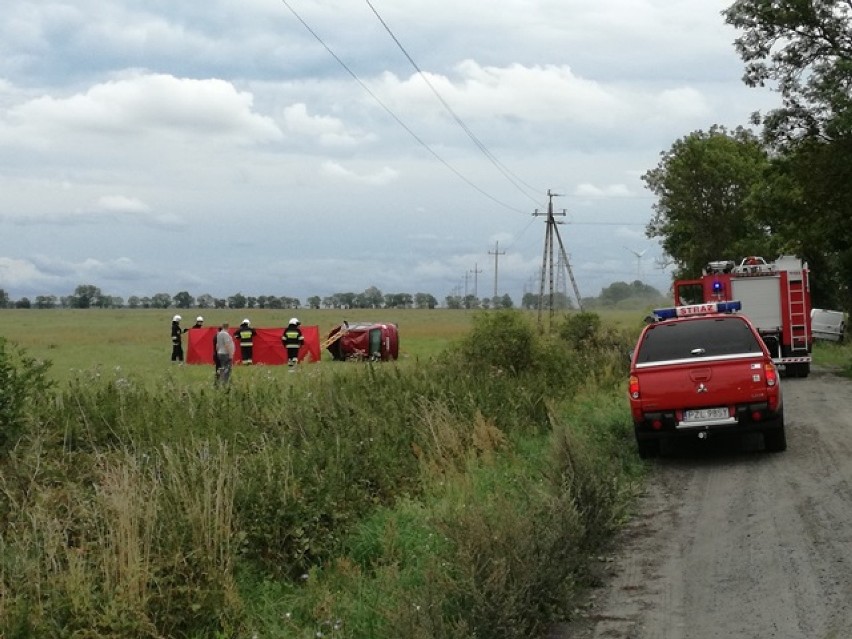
[684,407,729,421]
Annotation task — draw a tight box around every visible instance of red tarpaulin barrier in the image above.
[187,326,321,365]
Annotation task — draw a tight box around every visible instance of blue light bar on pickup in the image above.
[653,300,742,320]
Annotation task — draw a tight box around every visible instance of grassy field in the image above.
[0,307,648,386]
[0,307,648,639]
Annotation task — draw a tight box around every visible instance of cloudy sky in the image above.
[0,0,780,305]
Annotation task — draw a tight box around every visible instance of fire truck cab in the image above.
[673,255,812,378]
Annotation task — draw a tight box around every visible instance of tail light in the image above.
[764,362,778,387]
[629,375,640,399]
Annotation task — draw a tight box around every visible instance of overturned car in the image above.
[324,321,399,361]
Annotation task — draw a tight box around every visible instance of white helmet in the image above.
[242,318,250,326]
[289,317,300,325]
[173,315,181,322]
[196,316,204,323]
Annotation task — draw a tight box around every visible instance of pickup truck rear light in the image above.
[765,362,778,387]
[629,375,640,399]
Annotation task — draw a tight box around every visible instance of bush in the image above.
[456,310,537,374]
[0,338,53,451]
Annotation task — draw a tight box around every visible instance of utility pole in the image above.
[489,241,506,305]
[464,270,470,298]
[471,263,483,300]
[533,189,583,330]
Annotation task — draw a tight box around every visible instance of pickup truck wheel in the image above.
[764,427,787,452]
[637,439,660,459]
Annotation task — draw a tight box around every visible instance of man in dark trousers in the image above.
[282,317,304,371]
[234,318,256,365]
[213,324,223,377]
[171,315,187,362]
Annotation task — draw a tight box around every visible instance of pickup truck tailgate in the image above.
[635,355,770,411]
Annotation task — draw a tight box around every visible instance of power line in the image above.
[279,0,529,215]
[364,0,543,206]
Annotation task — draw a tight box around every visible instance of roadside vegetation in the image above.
[0,309,647,639]
[813,339,852,378]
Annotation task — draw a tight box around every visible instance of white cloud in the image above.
[282,103,366,147]
[96,195,150,214]
[574,183,634,198]
[321,161,399,185]
[3,72,282,145]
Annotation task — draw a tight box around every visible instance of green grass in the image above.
[0,308,483,386]
[812,339,852,375]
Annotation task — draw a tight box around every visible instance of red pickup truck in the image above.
[629,301,785,458]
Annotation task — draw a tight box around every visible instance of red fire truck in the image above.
[673,255,812,377]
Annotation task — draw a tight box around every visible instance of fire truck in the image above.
[673,255,812,377]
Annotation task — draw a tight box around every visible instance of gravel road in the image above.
[556,366,852,639]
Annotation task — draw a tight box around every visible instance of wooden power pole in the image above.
[489,241,506,305]
[533,189,583,330]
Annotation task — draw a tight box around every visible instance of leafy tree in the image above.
[498,294,514,309]
[127,295,141,309]
[151,293,172,309]
[445,295,462,309]
[173,291,194,308]
[642,125,772,278]
[362,286,383,308]
[724,0,852,309]
[724,0,852,147]
[414,292,438,309]
[597,280,664,306]
[521,292,537,310]
[463,294,480,310]
[34,295,57,309]
[307,295,321,309]
[384,293,413,308]
[69,284,102,309]
[750,140,852,309]
[196,294,215,309]
[0,289,9,308]
[14,297,31,309]
[228,293,247,309]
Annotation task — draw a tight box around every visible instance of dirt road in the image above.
[557,367,852,639]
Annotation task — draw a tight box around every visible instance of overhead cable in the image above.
[364,0,544,206]
[279,0,528,214]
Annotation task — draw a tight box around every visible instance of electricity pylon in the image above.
[534,189,583,331]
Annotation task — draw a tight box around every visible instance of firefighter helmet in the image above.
[242,318,250,326]
[196,316,204,323]
[289,317,300,325]
[173,315,181,322]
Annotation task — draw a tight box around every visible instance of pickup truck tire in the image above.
[763,426,787,452]
[636,438,660,459]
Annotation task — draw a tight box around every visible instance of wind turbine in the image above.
[625,247,647,281]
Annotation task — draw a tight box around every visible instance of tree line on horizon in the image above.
[0,280,665,311]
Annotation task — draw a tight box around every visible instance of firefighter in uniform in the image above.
[192,316,204,329]
[282,317,304,370]
[234,318,256,364]
[171,315,187,362]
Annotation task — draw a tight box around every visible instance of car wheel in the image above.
[637,438,660,459]
[764,426,787,452]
